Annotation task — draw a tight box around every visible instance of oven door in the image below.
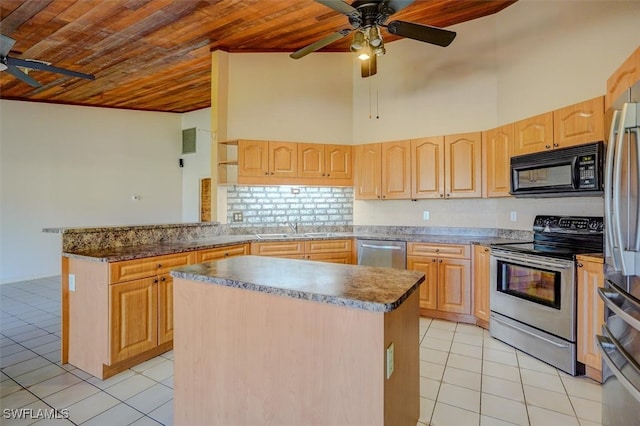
[490,248,576,341]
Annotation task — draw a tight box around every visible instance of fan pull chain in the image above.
[368,73,372,119]
[376,88,379,119]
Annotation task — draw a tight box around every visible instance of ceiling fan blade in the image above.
[386,20,456,47]
[0,34,16,58]
[384,0,415,14]
[5,64,41,87]
[7,57,95,80]
[361,53,377,78]
[315,0,359,17]
[290,29,351,59]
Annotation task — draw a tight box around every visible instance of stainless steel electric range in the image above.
[489,215,604,375]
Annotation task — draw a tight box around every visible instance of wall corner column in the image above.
[211,50,229,223]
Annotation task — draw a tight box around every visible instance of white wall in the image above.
[227,53,353,144]
[0,100,183,283]
[181,108,212,222]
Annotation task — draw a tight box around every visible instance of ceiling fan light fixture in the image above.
[350,30,365,51]
[374,45,386,56]
[357,51,370,61]
[369,26,383,47]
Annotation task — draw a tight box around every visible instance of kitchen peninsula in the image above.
[171,255,425,426]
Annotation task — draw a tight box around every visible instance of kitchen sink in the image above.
[303,232,338,237]
[255,233,292,239]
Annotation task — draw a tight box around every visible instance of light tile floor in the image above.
[1,276,603,425]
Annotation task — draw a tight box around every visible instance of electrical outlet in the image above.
[510,211,517,222]
[423,211,430,221]
[386,342,394,379]
[232,212,243,222]
[68,274,76,292]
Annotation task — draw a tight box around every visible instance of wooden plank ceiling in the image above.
[0,0,517,113]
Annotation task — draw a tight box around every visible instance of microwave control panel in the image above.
[577,154,597,188]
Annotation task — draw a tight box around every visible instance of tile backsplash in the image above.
[226,185,353,228]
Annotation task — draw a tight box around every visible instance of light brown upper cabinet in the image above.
[482,124,513,198]
[355,143,381,199]
[553,96,604,148]
[606,46,640,109]
[298,144,352,182]
[355,141,411,199]
[513,112,554,156]
[238,140,297,180]
[381,140,411,199]
[444,132,482,198]
[411,136,445,199]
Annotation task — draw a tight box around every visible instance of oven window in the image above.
[497,261,561,309]
[516,164,572,189]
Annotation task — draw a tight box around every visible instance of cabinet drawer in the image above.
[197,244,249,263]
[407,243,470,259]
[109,252,196,284]
[307,252,352,264]
[305,239,352,254]
[251,241,304,257]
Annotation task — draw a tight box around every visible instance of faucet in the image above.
[284,221,298,234]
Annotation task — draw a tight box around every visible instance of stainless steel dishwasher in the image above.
[356,240,406,269]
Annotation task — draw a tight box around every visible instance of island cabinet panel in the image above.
[196,244,248,262]
[472,245,491,328]
[513,112,554,156]
[109,278,158,363]
[411,136,445,199]
[173,278,419,426]
[482,124,513,198]
[553,96,605,148]
[576,254,605,382]
[444,132,482,198]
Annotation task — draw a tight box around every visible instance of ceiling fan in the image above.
[0,34,95,87]
[290,0,457,78]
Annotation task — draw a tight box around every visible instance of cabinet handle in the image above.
[432,259,436,262]
[545,144,551,149]
[153,279,159,284]
[553,143,559,147]
[439,194,444,198]
[224,252,229,256]
[161,277,166,282]
[435,248,439,252]
[264,172,268,175]
[577,262,583,267]
[446,193,450,198]
[439,259,443,263]
[270,172,274,175]
[327,174,330,177]
[157,264,162,268]
[484,248,490,252]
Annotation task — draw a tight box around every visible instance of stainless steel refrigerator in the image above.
[602,79,640,426]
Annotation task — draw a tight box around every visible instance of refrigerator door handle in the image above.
[614,103,633,275]
[598,286,640,332]
[606,109,620,270]
[597,334,640,403]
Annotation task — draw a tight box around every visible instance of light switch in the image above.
[68,274,76,292]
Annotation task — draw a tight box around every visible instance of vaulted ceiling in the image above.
[0,0,517,113]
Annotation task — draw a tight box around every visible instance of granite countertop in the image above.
[170,255,425,313]
[62,232,530,262]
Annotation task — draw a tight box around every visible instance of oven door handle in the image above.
[491,314,570,348]
[597,332,640,403]
[598,286,640,332]
[491,250,574,270]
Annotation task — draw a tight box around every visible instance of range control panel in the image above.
[533,215,604,234]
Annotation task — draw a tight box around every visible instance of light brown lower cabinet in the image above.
[407,243,473,322]
[472,245,491,328]
[251,239,353,264]
[63,245,250,379]
[576,254,604,382]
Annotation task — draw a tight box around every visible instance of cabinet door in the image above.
[472,245,491,323]
[109,278,158,363]
[305,239,352,254]
[238,140,269,177]
[444,132,482,198]
[577,257,604,380]
[411,137,445,199]
[197,244,249,263]
[514,112,554,155]
[381,140,411,199]
[482,124,513,198]
[298,143,325,178]
[554,96,604,148]
[355,143,381,199]
[269,141,298,177]
[438,259,471,314]
[157,274,173,345]
[408,243,470,260]
[251,241,305,257]
[306,252,352,264]
[606,46,640,109]
[326,145,352,180]
[407,256,438,310]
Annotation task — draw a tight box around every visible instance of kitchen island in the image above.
[171,255,425,426]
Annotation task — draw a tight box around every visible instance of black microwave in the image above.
[510,141,604,198]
